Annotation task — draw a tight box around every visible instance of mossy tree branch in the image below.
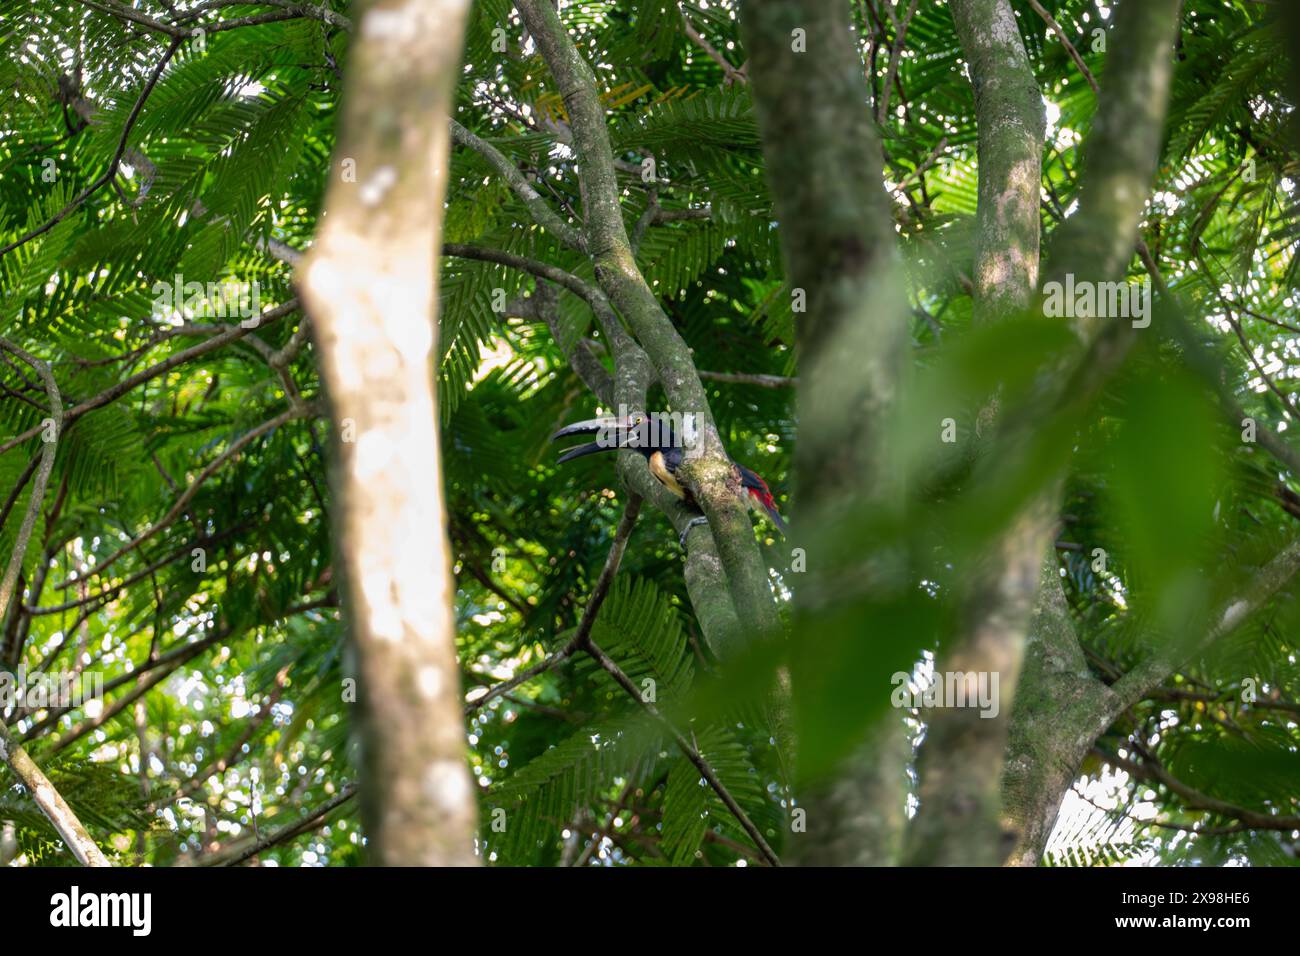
[993,0,1189,866]
[903,0,1047,867]
[440,245,745,657]
[514,0,780,646]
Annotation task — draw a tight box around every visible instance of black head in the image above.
[551,412,663,463]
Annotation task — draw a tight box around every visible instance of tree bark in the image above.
[297,0,478,866]
[904,0,1045,867]
[997,0,1186,866]
[1045,0,1187,297]
[515,0,781,646]
[1004,533,1300,864]
[1001,564,1118,866]
[0,724,110,866]
[741,0,909,865]
[0,340,108,865]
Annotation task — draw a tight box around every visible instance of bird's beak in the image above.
[550,417,622,442]
[555,440,608,464]
[552,417,627,463]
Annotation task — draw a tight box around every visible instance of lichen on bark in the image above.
[297,0,479,866]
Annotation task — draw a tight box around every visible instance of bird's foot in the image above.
[679,515,708,549]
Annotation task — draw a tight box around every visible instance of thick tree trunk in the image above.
[784,715,911,866]
[997,0,1187,865]
[742,0,909,865]
[904,0,1045,867]
[1001,567,1117,865]
[909,0,1185,865]
[298,0,478,866]
[745,0,1187,868]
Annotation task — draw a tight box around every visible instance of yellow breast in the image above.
[649,450,687,499]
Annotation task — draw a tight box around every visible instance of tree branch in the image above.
[211,783,358,866]
[1100,745,1300,832]
[515,0,779,647]
[697,370,796,389]
[679,5,747,85]
[1044,0,1185,302]
[450,120,585,252]
[0,344,102,864]
[464,497,642,715]
[53,403,315,588]
[580,639,780,866]
[454,249,746,663]
[876,0,920,124]
[741,0,906,865]
[296,0,478,866]
[0,341,62,628]
[1026,0,1100,94]
[1109,535,1300,712]
[0,723,110,865]
[905,0,1047,868]
[0,36,183,260]
[0,300,298,458]
[985,0,1187,867]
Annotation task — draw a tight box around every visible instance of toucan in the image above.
[551,412,787,547]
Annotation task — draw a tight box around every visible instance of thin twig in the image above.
[680,6,747,85]
[1224,309,1300,420]
[0,455,40,540]
[876,0,920,124]
[581,639,781,867]
[0,341,62,626]
[1026,0,1099,93]
[1099,744,1300,832]
[52,402,316,588]
[697,370,797,388]
[0,300,299,457]
[27,527,245,616]
[158,667,289,808]
[464,496,643,714]
[210,783,358,866]
[890,135,948,197]
[450,120,585,251]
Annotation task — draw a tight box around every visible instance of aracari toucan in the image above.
[551,412,787,547]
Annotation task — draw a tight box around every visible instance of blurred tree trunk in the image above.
[914,0,1183,865]
[742,0,910,865]
[903,0,1046,867]
[997,0,1185,866]
[1001,566,1123,866]
[745,0,1186,867]
[298,0,478,866]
